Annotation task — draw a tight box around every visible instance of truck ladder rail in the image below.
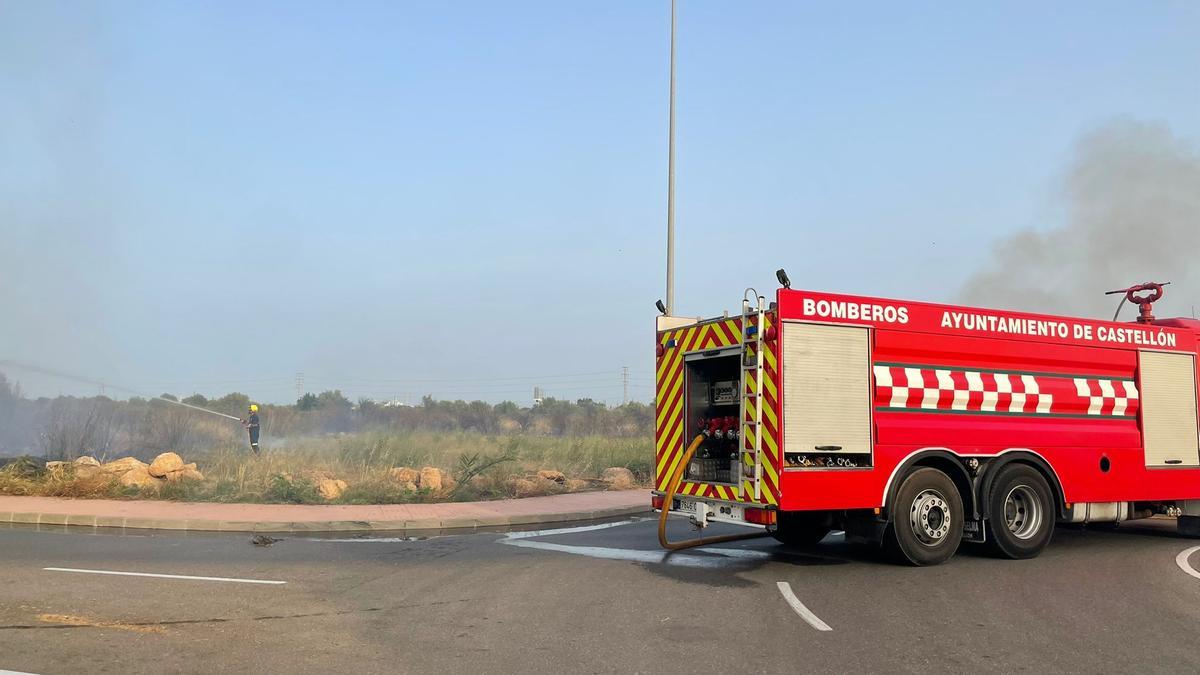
[741,294,767,501]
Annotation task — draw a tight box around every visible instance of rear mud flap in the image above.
[844,516,888,545]
[1178,515,1200,538]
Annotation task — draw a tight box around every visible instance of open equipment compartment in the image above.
[683,348,741,484]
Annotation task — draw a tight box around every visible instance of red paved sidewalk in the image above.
[0,489,651,534]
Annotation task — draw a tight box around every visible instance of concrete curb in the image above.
[0,504,651,535]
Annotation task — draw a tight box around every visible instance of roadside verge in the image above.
[0,490,651,534]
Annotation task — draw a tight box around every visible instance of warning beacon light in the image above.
[776,268,791,289]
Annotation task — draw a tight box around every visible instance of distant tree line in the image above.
[0,372,654,459]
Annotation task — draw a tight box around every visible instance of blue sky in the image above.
[1,1,1198,404]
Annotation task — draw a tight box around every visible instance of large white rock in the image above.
[120,466,158,488]
[101,457,148,475]
[148,452,184,478]
[72,457,103,480]
[600,467,635,490]
[166,466,205,482]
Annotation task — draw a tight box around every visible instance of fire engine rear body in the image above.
[653,282,1200,565]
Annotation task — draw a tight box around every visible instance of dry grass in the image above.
[0,461,128,499]
[0,432,652,504]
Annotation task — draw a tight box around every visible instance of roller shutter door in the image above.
[1140,350,1200,467]
[782,322,872,456]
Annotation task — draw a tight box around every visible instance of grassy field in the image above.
[0,432,653,504]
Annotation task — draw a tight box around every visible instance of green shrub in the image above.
[337,480,422,505]
[157,479,210,501]
[264,474,321,504]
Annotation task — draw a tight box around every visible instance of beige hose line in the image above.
[658,434,772,551]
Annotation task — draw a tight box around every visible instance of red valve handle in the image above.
[1106,281,1169,324]
[1125,282,1164,306]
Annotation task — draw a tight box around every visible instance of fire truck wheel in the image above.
[985,464,1054,559]
[886,467,964,566]
[771,512,831,547]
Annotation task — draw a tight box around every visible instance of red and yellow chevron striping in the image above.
[655,315,781,506]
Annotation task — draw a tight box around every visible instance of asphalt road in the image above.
[3,517,1200,674]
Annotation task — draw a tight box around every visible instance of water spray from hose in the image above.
[0,358,244,422]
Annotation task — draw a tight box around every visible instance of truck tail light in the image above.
[744,506,776,526]
[651,495,665,511]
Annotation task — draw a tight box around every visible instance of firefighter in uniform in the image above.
[242,404,261,455]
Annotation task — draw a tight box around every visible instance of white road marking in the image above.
[308,519,653,544]
[2,669,43,675]
[504,518,653,540]
[694,547,774,560]
[500,517,846,569]
[1175,546,1200,580]
[776,581,833,631]
[314,537,423,543]
[503,538,733,568]
[499,518,772,568]
[44,567,286,585]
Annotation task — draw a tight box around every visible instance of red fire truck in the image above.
[652,275,1200,565]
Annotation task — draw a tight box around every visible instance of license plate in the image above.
[676,499,699,514]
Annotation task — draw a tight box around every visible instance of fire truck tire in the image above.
[885,467,964,566]
[771,512,831,547]
[984,464,1054,559]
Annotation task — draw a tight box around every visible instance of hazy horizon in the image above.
[3,1,1198,405]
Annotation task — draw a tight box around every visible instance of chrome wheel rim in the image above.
[909,489,952,546]
[1003,485,1042,540]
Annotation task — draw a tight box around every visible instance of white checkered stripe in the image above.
[1073,377,1139,416]
[873,365,1052,414]
[874,364,1141,417]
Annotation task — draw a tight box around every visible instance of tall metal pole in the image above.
[665,0,677,315]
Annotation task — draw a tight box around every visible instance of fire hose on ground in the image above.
[658,433,772,551]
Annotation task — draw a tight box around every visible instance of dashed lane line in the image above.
[43,567,286,585]
[776,581,833,631]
